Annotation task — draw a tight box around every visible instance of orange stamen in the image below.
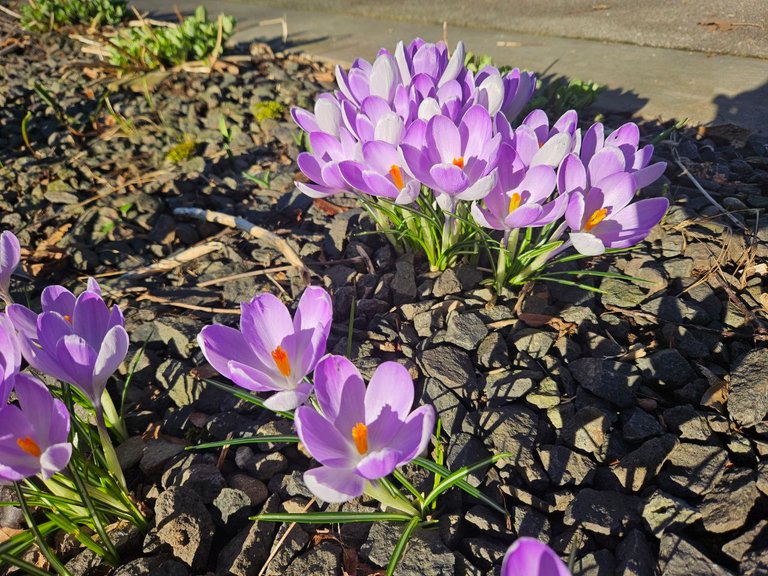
[351,422,368,455]
[63,315,72,324]
[584,208,608,231]
[271,346,291,377]
[452,157,465,169]
[389,165,405,190]
[17,437,41,457]
[508,192,522,213]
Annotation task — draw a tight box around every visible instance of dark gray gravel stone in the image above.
[154,486,214,570]
[216,494,279,576]
[564,489,640,536]
[658,442,729,498]
[419,346,478,399]
[615,530,655,576]
[572,549,615,576]
[569,357,641,407]
[560,406,614,455]
[645,296,711,325]
[611,434,678,492]
[361,522,455,575]
[658,534,735,576]
[462,537,508,570]
[729,349,768,427]
[723,520,768,562]
[139,440,185,476]
[212,488,252,533]
[476,332,509,368]
[444,312,488,350]
[161,457,226,503]
[622,407,664,442]
[391,256,418,305]
[537,444,596,487]
[700,468,760,534]
[285,542,342,576]
[113,556,190,576]
[445,432,491,487]
[636,349,694,388]
[642,489,702,536]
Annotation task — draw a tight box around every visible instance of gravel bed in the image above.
[1,14,768,576]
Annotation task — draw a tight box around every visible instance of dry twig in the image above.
[173,207,311,285]
[120,241,224,280]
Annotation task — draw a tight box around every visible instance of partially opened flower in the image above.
[0,374,72,483]
[199,286,332,411]
[472,144,566,236]
[402,106,500,208]
[294,355,435,503]
[472,67,536,121]
[0,231,21,304]
[581,121,666,189]
[564,170,669,256]
[7,278,129,418]
[0,314,21,407]
[394,38,465,89]
[295,129,362,198]
[511,109,580,168]
[501,538,571,576]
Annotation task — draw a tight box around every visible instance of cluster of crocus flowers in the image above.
[7,278,129,433]
[291,38,669,281]
[198,286,333,411]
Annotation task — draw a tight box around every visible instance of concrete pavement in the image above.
[133,0,768,133]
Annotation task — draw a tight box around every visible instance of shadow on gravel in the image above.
[713,81,768,134]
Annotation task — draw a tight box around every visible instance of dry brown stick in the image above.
[197,265,293,288]
[135,293,240,315]
[258,497,317,576]
[120,241,224,280]
[173,207,311,285]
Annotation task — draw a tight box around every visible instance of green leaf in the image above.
[387,516,421,576]
[252,511,413,524]
[188,435,299,451]
[422,452,512,509]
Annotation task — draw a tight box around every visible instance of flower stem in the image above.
[100,390,128,443]
[97,423,127,490]
[14,482,73,576]
[364,480,419,517]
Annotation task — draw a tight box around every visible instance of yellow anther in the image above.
[17,436,41,457]
[452,157,465,169]
[351,422,368,455]
[508,192,522,213]
[271,346,292,377]
[584,208,608,231]
[389,165,405,190]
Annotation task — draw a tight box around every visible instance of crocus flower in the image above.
[0,231,20,304]
[510,109,581,169]
[581,121,666,190]
[472,67,536,121]
[502,538,571,576]
[0,314,21,407]
[0,374,72,483]
[198,286,332,411]
[402,106,499,207]
[291,93,344,137]
[295,129,362,198]
[564,170,669,256]
[394,38,465,89]
[294,355,435,503]
[340,140,420,204]
[7,278,129,418]
[472,144,566,234]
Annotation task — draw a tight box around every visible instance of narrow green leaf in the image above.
[188,435,299,451]
[203,378,294,420]
[0,553,54,576]
[387,516,420,576]
[422,452,512,509]
[252,511,412,524]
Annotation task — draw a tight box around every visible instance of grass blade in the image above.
[387,516,420,576]
[422,453,512,509]
[203,378,294,420]
[188,435,299,451]
[252,511,412,524]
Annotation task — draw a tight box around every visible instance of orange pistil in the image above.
[351,422,368,455]
[63,315,72,324]
[584,208,608,231]
[508,192,522,213]
[271,346,292,377]
[452,157,465,169]
[389,165,405,190]
[17,436,41,457]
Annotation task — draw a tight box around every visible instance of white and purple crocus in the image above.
[7,278,129,423]
[0,230,21,305]
[0,315,72,483]
[294,355,435,503]
[502,538,572,576]
[198,286,332,411]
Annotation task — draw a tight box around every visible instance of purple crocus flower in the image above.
[0,313,21,407]
[581,121,666,190]
[0,374,72,482]
[472,144,566,234]
[294,355,435,503]
[509,109,580,169]
[291,93,344,138]
[336,51,403,107]
[7,278,128,418]
[0,231,21,304]
[402,106,499,208]
[295,129,362,198]
[472,67,536,121]
[340,140,421,204]
[198,286,332,411]
[564,169,669,256]
[394,39,465,88]
[502,538,571,576]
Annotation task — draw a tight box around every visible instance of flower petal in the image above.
[197,324,257,380]
[262,381,314,412]
[93,325,129,393]
[389,405,435,464]
[569,232,606,256]
[356,448,401,480]
[501,538,571,576]
[313,355,366,433]
[304,466,365,503]
[295,406,353,467]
